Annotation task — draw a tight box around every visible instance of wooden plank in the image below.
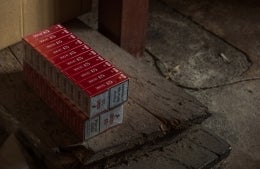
[98,0,149,57]
[9,42,24,65]
[0,48,80,148]
[89,127,231,169]
[0,41,164,165]
[65,20,209,163]
[0,21,209,167]
[66,20,209,127]
[0,48,21,73]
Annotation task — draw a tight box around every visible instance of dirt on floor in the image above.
[145,0,260,169]
[78,0,260,168]
[0,0,258,168]
[82,0,260,169]
[161,0,260,77]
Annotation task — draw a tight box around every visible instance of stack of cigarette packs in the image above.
[23,24,129,141]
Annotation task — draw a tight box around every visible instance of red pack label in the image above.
[71,61,113,83]
[79,67,120,90]
[29,29,70,47]
[43,39,84,58]
[85,73,128,97]
[63,56,105,77]
[24,24,65,45]
[51,45,90,65]
[57,49,98,70]
[100,105,123,133]
[37,34,77,53]
[73,67,119,109]
[109,77,129,108]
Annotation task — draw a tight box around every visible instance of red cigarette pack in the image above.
[63,56,105,77]
[77,73,129,117]
[23,24,65,46]
[63,56,105,102]
[42,39,84,59]
[23,63,87,140]
[71,61,113,83]
[24,63,123,140]
[51,45,91,65]
[56,49,98,90]
[40,40,85,85]
[56,49,97,70]
[23,25,65,66]
[47,45,91,88]
[23,24,129,126]
[37,34,77,53]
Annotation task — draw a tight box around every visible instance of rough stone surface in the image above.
[187,129,231,157]
[91,127,230,169]
[154,1,260,168]
[110,155,187,169]
[145,0,251,89]
[163,138,218,169]
[161,0,260,77]
[188,81,260,169]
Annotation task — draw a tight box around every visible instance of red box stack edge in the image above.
[23,63,87,140]
[23,25,129,117]
[23,24,127,140]
[24,63,124,140]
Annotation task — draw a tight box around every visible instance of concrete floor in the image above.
[159,0,260,168]
[79,0,260,168]
[151,1,260,168]
[162,0,260,77]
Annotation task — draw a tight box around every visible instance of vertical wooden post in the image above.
[98,0,149,57]
[81,0,92,13]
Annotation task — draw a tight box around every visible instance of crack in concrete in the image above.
[158,0,253,70]
[174,77,260,91]
[145,48,260,91]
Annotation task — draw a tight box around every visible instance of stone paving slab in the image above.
[161,0,260,76]
[146,0,251,89]
[88,127,231,169]
[187,129,231,158]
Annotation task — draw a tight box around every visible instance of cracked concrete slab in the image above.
[187,80,260,169]
[94,127,230,169]
[146,0,251,89]
[145,1,260,168]
[161,0,260,77]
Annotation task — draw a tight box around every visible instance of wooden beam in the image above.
[98,0,149,57]
[81,0,92,13]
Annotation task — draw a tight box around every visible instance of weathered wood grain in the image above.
[0,49,80,147]
[9,42,24,66]
[0,48,21,73]
[0,41,164,165]
[68,20,209,163]
[66,20,209,129]
[0,20,209,167]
